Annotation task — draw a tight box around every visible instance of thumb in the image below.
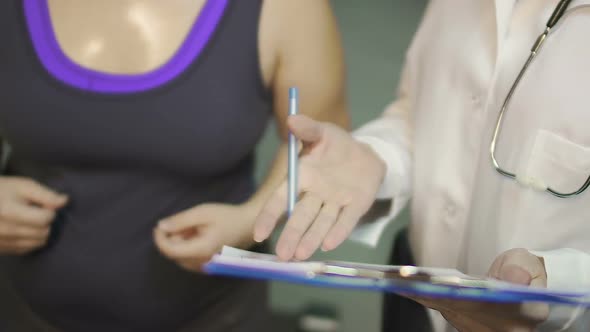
[157,205,213,233]
[499,264,533,285]
[489,248,547,287]
[287,115,325,144]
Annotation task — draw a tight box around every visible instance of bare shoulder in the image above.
[258,0,342,90]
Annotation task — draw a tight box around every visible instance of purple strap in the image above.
[23,0,228,94]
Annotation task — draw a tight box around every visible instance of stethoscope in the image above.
[490,0,590,198]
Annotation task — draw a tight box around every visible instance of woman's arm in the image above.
[247,0,350,213]
[252,1,420,259]
[153,0,349,270]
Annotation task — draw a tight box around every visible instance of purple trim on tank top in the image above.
[22,0,228,94]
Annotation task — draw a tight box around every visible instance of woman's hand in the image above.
[154,202,258,273]
[253,115,385,261]
[0,177,68,255]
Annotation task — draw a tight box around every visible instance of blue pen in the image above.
[287,87,299,217]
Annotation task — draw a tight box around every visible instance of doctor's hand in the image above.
[253,115,386,261]
[154,203,257,273]
[412,249,549,332]
[0,177,68,255]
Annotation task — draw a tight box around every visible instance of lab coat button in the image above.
[442,205,456,229]
[445,204,456,217]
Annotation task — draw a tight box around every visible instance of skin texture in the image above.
[0,177,67,254]
[31,0,350,272]
[254,115,385,261]
[47,0,210,75]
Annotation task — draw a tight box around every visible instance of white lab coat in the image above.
[351,1,590,330]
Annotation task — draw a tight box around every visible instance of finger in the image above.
[487,251,507,279]
[287,115,325,144]
[441,309,496,332]
[0,200,56,227]
[177,261,200,272]
[157,206,210,234]
[415,297,528,331]
[177,257,207,273]
[0,222,50,241]
[470,306,539,332]
[169,234,184,243]
[520,301,550,324]
[275,194,323,261]
[254,182,288,243]
[158,234,204,272]
[154,228,218,260]
[295,203,340,261]
[497,249,546,286]
[14,178,68,209]
[321,205,364,251]
[0,238,46,255]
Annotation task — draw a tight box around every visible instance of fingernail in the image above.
[253,228,269,243]
[253,233,266,243]
[501,265,532,285]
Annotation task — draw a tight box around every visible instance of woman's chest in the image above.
[46,0,208,75]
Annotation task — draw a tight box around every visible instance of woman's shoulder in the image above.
[259,0,336,43]
[257,0,342,89]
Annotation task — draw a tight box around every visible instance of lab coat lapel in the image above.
[494,0,518,57]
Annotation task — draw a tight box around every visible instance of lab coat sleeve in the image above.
[346,0,437,247]
[348,62,415,247]
[528,248,590,329]
[529,248,590,289]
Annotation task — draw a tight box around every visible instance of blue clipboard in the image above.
[204,247,590,307]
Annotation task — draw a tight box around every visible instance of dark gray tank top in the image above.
[0,0,272,331]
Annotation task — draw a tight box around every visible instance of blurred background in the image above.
[255,1,427,331]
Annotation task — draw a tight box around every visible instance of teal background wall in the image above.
[254,1,426,331]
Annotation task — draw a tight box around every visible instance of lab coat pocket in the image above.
[523,130,590,195]
[509,130,590,250]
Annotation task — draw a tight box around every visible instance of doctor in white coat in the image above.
[254,0,590,331]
